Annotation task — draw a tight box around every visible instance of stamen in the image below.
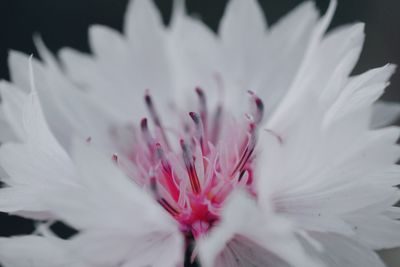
[159,198,180,217]
[231,126,257,177]
[181,139,201,194]
[149,173,179,217]
[149,175,158,195]
[123,86,261,237]
[238,169,247,182]
[155,143,180,201]
[230,143,255,177]
[210,105,222,143]
[140,118,155,149]
[144,92,170,148]
[189,112,208,154]
[248,90,264,124]
[195,87,207,130]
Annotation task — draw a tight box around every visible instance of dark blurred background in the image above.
[0,0,400,265]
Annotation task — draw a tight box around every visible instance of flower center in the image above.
[114,88,264,238]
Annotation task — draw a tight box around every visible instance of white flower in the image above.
[0,0,400,266]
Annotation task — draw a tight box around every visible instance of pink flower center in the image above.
[113,88,264,238]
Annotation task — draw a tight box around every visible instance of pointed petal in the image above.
[7,51,31,92]
[256,1,319,114]
[59,0,173,122]
[267,0,337,128]
[345,214,400,250]
[46,141,184,267]
[124,0,164,42]
[307,233,386,267]
[218,0,268,103]
[198,191,322,267]
[69,230,183,267]
[0,106,19,142]
[0,81,27,141]
[89,25,128,60]
[325,64,396,124]
[32,41,119,149]
[0,236,85,267]
[219,0,267,46]
[0,90,76,216]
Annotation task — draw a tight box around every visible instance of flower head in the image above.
[115,87,265,238]
[1,0,400,266]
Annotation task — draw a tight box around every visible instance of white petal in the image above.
[267,0,337,128]
[256,1,319,114]
[0,236,86,267]
[0,89,76,216]
[307,233,386,267]
[345,214,400,250]
[8,47,117,150]
[169,7,222,110]
[219,0,267,72]
[213,236,292,267]
[198,191,322,267]
[219,0,266,52]
[89,25,128,60]
[124,0,164,42]
[0,81,27,141]
[34,40,120,150]
[69,230,182,267]
[0,107,18,142]
[325,64,395,124]
[317,23,365,104]
[59,0,173,122]
[7,51,31,92]
[46,141,184,267]
[258,85,400,245]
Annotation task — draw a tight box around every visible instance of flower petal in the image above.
[325,64,396,124]
[0,236,86,267]
[0,86,76,217]
[306,233,386,267]
[198,191,322,267]
[256,1,319,114]
[47,141,184,267]
[59,0,174,122]
[219,0,267,56]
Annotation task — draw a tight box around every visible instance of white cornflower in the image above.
[0,0,400,266]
